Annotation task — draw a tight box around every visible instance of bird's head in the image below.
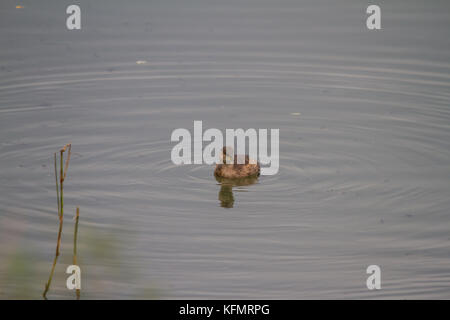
[220,146,234,164]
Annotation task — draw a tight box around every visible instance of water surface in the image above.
[1,0,450,299]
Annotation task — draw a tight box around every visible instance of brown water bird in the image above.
[214,146,260,179]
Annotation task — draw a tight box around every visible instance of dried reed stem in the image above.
[73,207,80,299]
[43,144,72,299]
[54,153,60,214]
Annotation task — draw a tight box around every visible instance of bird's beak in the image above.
[219,153,233,164]
[225,154,233,164]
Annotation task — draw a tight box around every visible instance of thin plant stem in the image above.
[73,207,80,299]
[55,150,64,257]
[63,144,71,181]
[42,253,58,299]
[43,144,71,299]
[54,153,60,215]
[43,152,62,299]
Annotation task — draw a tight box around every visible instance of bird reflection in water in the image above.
[215,175,259,208]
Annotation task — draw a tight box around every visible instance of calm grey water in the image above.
[1,0,450,299]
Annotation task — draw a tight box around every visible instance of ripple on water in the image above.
[1,47,450,298]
